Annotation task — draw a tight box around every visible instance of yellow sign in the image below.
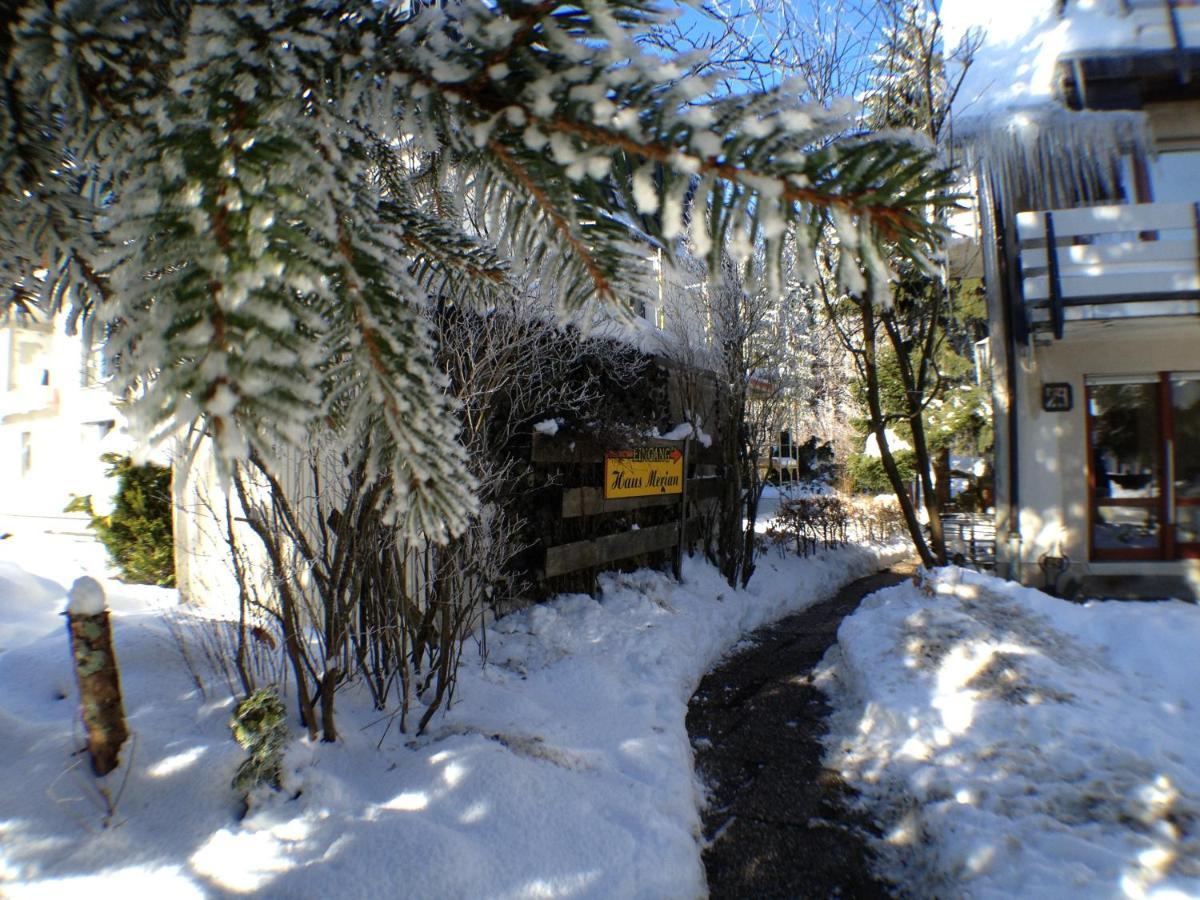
[604,446,684,499]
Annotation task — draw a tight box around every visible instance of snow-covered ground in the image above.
[821,567,1200,899]
[0,523,904,898]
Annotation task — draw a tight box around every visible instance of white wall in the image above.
[1010,318,1200,592]
[0,316,126,520]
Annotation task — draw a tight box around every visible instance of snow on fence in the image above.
[1016,200,1200,337]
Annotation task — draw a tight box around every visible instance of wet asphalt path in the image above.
[687,566,913,899]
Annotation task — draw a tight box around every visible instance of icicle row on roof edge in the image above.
[950,106,1154,212]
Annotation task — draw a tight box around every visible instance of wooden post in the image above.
[1044,211,1065,340]
[674,438,690,581]
[65,577,129,776]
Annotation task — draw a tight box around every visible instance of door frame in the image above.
[1086,372,1200,561]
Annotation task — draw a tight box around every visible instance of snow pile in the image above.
[532,418,560,436]
[821,567,1200,898]
[1,526,907,897]
[0,528,157,651]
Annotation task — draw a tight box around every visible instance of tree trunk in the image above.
[860,303,937,568]
[66,610,129,776]
[934,446,952,511]
[907,406,947,565]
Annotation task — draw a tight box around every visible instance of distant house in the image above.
[946,0,1200,599]
[0,310,127,525]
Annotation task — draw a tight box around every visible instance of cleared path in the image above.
[687,566,913,898]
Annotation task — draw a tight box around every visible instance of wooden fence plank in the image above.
[560,476,722,518]
[532,433,721,466]
[561,488,678,518]
[687,476,722,502]
[544,519,702,578]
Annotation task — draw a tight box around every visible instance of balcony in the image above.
[1125,0,1200,54]
[1015,201,1200,337]
[0,385,59,419]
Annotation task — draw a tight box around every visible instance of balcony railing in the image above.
[1015,201,1200,338]
[1124,0,1200,55]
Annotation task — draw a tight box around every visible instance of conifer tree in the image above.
[1,0,955,541]
[816,0,980,567]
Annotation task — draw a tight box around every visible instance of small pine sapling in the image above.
[230,688,289,805]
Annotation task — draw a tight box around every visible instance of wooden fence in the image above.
[530,432,722,595]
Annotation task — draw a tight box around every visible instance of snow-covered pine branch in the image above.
[2,0,953,540]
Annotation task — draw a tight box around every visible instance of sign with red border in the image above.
[603,447,684,499]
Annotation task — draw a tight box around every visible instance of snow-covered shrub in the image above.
[219,299,651,740]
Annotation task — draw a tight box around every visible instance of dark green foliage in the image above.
[65,454,174,587]
[766,437,837,486]
[230,688,288,796]
[794,437,837,484]
[848,450,916,495]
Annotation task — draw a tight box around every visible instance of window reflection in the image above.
[1089,382,1160,499]
[1172,375,1200,545]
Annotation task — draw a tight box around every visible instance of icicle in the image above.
[951,107,1153,211]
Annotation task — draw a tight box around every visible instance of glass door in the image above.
[1086,378,1164,559]
[1170,374,1200,558]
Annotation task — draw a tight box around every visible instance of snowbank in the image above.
[821,567,1200,898]
[0,526,907,897]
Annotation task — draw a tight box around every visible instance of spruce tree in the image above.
[1,0,955,540]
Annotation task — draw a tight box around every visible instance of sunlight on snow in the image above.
[502,869,602,899]
[378,791,429,812]
[459,801,489,824]
[189,817,314,893]
[0,820,71,879]
[147,746,207,778]
[6,865,205,898]
[442,761,467,788]
[931,642,990,736]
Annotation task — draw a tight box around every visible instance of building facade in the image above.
[947,0,1200,598]
[0,309,126,523]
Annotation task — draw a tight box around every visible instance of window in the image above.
[1172,373,1200,549]
[1149,150,1200,207]
[1086,373,1200,560]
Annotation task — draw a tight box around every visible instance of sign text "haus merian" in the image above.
[604,447,684,499]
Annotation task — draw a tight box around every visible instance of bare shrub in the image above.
[847,494,908,543]
[202,297,647,740]
[765,495,850,557]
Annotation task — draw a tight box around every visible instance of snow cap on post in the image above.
[67,576,107,617]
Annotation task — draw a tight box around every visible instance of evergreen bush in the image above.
[65,453,175,587]
[847,450,917,495]
[230,688,289,797]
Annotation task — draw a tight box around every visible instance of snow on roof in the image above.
[943,0,1146,122]
[942,1,1158,207]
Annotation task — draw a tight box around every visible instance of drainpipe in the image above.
[985,177,1025,580]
